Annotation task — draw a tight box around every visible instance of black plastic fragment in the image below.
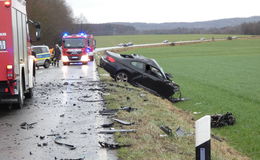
[54,136,76,150]
[98,141,131,149]
[211,112,236,128]
[160,125,172,135]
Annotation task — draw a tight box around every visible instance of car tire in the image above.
[115,71,129,82]
[44,60,50,68]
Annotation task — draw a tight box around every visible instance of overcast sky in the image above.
[66,0,260,23]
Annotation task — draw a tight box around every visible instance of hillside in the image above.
[113,16,260,31]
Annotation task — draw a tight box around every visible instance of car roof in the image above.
[107,51,160,68]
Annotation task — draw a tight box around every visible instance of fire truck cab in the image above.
[61,33,96,65]
[0,0,41,108]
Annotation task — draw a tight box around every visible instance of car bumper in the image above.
[100,57,117,76]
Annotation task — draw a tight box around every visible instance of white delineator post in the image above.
[195,115,211,160]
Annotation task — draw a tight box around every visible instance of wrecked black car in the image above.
[100,51,182,102]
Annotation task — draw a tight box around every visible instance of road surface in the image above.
[0,61,117,160]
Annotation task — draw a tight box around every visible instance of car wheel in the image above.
[115,71,129,82]
[44,60,50,68]
[14,79,24,109]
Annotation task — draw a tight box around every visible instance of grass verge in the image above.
[96,51,249,160]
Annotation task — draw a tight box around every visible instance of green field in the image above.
[95,34,247,48]
[121,39,260,159]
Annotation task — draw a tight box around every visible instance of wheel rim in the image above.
[116,72,128,82]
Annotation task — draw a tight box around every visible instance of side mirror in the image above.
[34,22,41,41]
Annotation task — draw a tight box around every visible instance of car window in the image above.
[41,47,49,53]
[131,62,144,70]
[32,47,42,54]
[146,65,164,79]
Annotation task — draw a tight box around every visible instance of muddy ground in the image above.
[0,62,117,160]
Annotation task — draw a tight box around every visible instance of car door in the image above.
[142,65,173,97]
[128,61,145,83]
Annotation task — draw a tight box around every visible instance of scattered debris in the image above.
[175,127,187,137]
[54,136,76,150]
[20,122,37,130]
[40,136,45,140]
[120,106,137,112]
[101,123,114,128]
[63,82,69,85]
[193,112,201,115]
[99,129,136,134]
[112,118,134,125]
[99,109,118,115]
[211,134,224,142]
[47,133,60,137]
[211,112,236,128]
[160,125,172,135]
[60,158,85,160]
[98,141,131,149]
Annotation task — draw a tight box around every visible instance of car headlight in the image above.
[81,55,90,62]
[62,56,69,62]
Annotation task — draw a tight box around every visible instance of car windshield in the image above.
[64,38,85,48]
[152,60,167,79]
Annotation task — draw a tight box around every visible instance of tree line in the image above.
[26,0,260,47]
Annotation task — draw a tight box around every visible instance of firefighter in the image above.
[49,46,55,66]
[53,44,61,67]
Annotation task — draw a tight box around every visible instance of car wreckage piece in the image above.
[100,51,185,102]
[211,112,236,128]
[98,141,131,149]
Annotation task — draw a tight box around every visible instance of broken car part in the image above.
[112,118,134,125]
[120,106,137,112]
[98,141,131,149]
[99,129,136,134]
[211,112,236,128]
[101,123,114,128]
[160,125,173,135]
[54,136,76,150]
[20,122,37,130]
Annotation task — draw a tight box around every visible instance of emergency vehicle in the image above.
[61,33,96,65]
[0,0,41,108]
[31,45,51,69]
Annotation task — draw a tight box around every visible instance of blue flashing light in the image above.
[79,32,88,37]
[86,47,91,53]
[63,33,69,37]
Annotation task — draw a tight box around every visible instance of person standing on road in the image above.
[54,44,61,67]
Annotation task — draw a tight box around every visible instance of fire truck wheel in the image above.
[44,60,50,68]
[14,80,24,109]
[25,88,33,99]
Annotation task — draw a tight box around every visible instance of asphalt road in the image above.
[0,61,117,160]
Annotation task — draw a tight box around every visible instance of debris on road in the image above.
[175,127,191,137]
[99,109,118,115]
[99,129,136,134]
[20,122,37,130]
[54,136,76,150]
[98,141,131,149]
[211,112,236,128]
[101,123,114,128]
[112,118,134,125]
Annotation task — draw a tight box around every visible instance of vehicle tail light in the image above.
[6,65,13,80]
[4,0,11,8]
[106,56,116,63]
[5,88,9,93]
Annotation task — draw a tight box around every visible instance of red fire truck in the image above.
[0,0,41,108]
[61,33,96,65]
